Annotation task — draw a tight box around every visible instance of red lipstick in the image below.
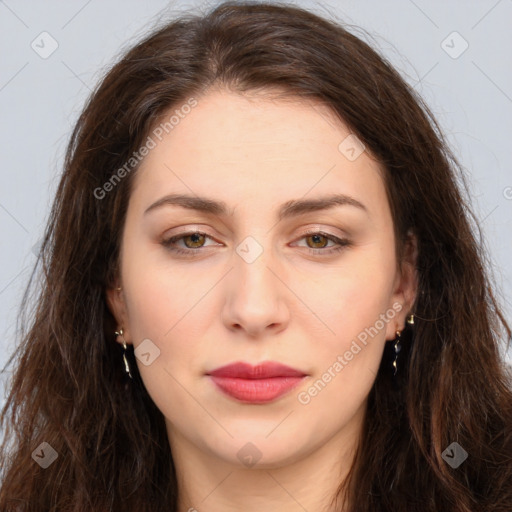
[206,361,307,404]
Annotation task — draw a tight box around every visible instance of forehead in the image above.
[130,89,387,220]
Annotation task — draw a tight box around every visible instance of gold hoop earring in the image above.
[115,328,133,380]
[407,314,415,325]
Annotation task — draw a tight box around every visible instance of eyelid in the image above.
[160,230,220,249]
[291,229,351,253]
[294,225,348,241]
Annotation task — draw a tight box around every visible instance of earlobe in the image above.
[106,285,129,341]
[386,231,419,339]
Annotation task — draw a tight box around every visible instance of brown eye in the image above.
[182,233,207,248]
[305,234,329,249]
[161,231,217,255]
[293,230,351,256]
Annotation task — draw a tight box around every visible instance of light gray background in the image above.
[1,0,511,411]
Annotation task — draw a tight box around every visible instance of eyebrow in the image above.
[144,193,368,221]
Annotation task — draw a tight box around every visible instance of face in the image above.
[107,89,417,469]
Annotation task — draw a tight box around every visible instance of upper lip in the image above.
[207,361,307,379]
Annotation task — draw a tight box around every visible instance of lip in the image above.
[207,361,306,379]
[206,361,307,404]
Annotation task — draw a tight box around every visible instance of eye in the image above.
[292,230,351,255]
[160,230,351,257]
[161,231,218,255]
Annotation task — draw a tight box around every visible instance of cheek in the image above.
[301,249,395,340]
[296,353,378,444]
[122,237,192,333]
[293,250,396,402]
[121,264,205,425]
[120,241,201,385]
[295,265,393,426]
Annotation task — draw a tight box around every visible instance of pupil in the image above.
[310,235,326,247]
[187,233,203,247]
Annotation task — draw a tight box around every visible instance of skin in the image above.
[107,88,418,512]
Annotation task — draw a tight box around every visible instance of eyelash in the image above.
[161,230,351,257]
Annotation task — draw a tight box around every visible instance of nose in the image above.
[221,244,290,338]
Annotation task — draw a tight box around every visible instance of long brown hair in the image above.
[1,2,511,510]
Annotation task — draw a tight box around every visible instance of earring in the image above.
[115,328,133,380]
[407,314,415,325]
[392,330,402,376]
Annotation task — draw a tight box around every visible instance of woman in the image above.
[1,1,511,511]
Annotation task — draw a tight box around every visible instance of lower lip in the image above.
[208,376,306,403]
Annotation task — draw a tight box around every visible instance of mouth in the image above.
[206,361,308,404]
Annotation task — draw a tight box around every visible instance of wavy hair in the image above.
[1,1,511,510]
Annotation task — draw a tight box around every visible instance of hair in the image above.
[1,1,511,510]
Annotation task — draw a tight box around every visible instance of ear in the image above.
[106,283,132,345]
[385,229,419,340]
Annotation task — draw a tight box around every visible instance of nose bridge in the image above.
[234,233,278,302]
[224,233,288,334]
